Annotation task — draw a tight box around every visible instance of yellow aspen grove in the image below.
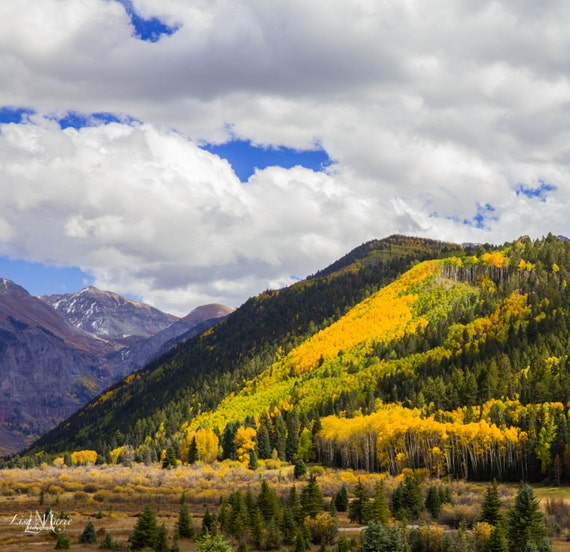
[234,426,257,464]
[195,428,219,463]
[70,450,98,465]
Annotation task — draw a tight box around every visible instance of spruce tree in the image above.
[480,480,503,526]
[79,520,97,544]
[256,416,272,459]
[155,523,169,552]
[358,521,404,552]
[507,485,550,552]
[301,474,325,518]
[202,507,217,536]
[485,523,508,552]
[99,531,118,550]
[54,534,70,549]
[188,436,198,464]
[425,486,442,520]
[368,481,390,526]
[257,479,280,522]
[197,533,232,552]
[176,502,194,539]
[129,504,159,550]
[348,478,370,525]
[335,484,349,512]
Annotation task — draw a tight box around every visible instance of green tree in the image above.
[484,523,508,552]
[391,471,424,521]
[129,504,159,550]
[256,415,272,459]
[368,481,390,526]
[162,446,178,469]
[202,506,217,536]
[507,485,550,552]
[99,531,118,550]
[348,478,369,525]
[358,521,404,552]
[79,520,97,544]
[155,523,169,552]
[301,474,325,518]
[188,436,198,464]
[425,486,442,520]
[480,480,503,526]
[335,484,349,512]
[294,457,307,478]
[258,479,280,522]
[54,534,70,550]
[197,532,232,552]
[176,502,194,539]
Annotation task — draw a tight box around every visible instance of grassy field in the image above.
[0,461,569,551]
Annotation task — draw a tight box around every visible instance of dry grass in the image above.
[1,463,570,551]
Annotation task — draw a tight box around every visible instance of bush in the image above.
[305,512,338,544]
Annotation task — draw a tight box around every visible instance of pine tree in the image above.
[425,486,442,520]
[480,480,503,526]
[188,436,198,464]
[507,485,550,552]
[79,520,97,544]
[335,484,349,512]
[294,457,307,479]
[286,408,301,461]
[155,523,169,552]
[129,504,159,550]
[197,532,232,552]
[54,534,70,549]
[358,521,404,552]
[202,507,217,536]
[99,531,118,550]
[256,415,272,459]
[348,478,370,525]
[301,474,325,518]
[176,502,194,539]
[257,479,280,522]
[288,485,303,523]
[368,481,390,526]
[281,507,298,545]
[485,523,508,552]
[162,446,178,469]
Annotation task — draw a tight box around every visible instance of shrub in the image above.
[305,511,338,544]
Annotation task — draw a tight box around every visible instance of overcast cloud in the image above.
[0,0,569,314]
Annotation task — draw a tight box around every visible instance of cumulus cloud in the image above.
[0,0,569,312]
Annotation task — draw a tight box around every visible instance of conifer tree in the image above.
[197,532,232,552]
[348,478,370,525]
[335,484,349,512]
[368,481,390,526]
[281,507,298,545]
[129,504,159,550]
[425,486,442,520]
[294,457,307,478]
[54,533,70,549]
[258,479,280,522]
[176,502,194,539]
[301,474,325,518]
[162,446,177,469]
[288,485,303,523]
[507,485,550,552]
[256,416,272,459]
[155,523,169,552]
[480,480,503,526]
[358,521,404,552]
[99,531,118,550]
[286,408,301,461]
[188,436,198,464]
[248,449,259,470]
[485,523,508,552]
[79,520,97,544]
[202,507,217,536]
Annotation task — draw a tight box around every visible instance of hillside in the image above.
[0,280,231,455]
[26,233,570,483]
[28,235,463,454]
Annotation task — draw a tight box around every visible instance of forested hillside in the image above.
[21,234,570,484]
[28,235,461,455]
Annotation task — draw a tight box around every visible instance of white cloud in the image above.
[0,0,570,312]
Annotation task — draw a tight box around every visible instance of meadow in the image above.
[0,461,569,551]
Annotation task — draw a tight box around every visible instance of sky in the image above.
[0,1,569,316]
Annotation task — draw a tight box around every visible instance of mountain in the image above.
[25,233,570,483]
[0,278,115,455]
[0,281,232,455]
[39,286,178,344]
[28,235,464,454]
[103,304,235,379]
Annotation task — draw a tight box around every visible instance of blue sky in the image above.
[0,1,567,314]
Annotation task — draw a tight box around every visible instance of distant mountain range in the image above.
[0,280,232,454]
